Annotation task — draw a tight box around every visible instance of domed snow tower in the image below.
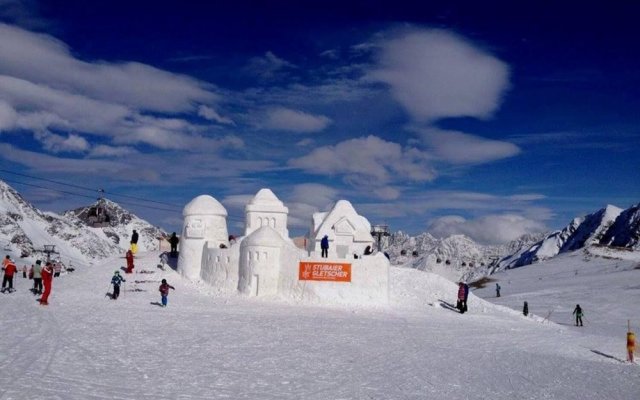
[177,195,228,280]
[238,226,287,297]
[244,188,289,239]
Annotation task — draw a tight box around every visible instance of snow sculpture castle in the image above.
[177,189,389,305]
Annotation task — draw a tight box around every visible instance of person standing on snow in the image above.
[496,283,501,297]
[572,304,584,326]
[158,279,175,307]
[457,282,468,314]
[320,235,329,258]
[22,265,27,279]
[130,230,139,254]
[523,301,529,316]
[1,259,17,292]
[39,262,53,305]
[125,250,134,274]
[32,260,43,295]
[169,232,179,258]
[111,271,126,300]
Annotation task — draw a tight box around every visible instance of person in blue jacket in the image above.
[320,235,329,258]
[111,271,125,300]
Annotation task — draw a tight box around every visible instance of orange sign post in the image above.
[299,261,351,282]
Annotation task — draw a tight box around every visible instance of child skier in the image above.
[111,271,125,300]
[158,279,175,307]
[573,304,584,326]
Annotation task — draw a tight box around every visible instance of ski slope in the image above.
[0,251,638,399]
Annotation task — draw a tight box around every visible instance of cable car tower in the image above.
[370,224,390,251]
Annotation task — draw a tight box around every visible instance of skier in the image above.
[523,301,529,317]
[628,329,636,363]
[158,279,175,307]
[169,232,179,258]
[320,235,329,258]
[572,304,584,326]
[125,250,134,274]
[32,260,43,295]
[130,229,139,254]
[457,282,468,314]
[111,271,126,300]
[1,259,17,292]
[496,283,501,298]
[39,262,53,305]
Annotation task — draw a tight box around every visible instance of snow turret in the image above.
[244,188,289,238]
[178,195,229,280]
[238,226,287,297]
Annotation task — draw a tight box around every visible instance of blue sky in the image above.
[0,0,638,243]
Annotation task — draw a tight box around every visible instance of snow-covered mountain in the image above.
[387,203,639,282]
[0,180,166,265]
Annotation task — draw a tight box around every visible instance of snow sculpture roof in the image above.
[183,195,227,217]
[246,188,288,213]
[243,226,287,247]
[314,200,373,241]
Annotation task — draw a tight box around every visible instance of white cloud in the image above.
[419,128,520,164]
[0,23,216,112]
[245,51,296,80]
[289,135,436,183]
[88,145,138,158]
[290,183,338,209]
[198,105,235,125]
[34,131,89,153]
[367,28,510,122]
[261,107,332,133]
[372,186,401,200]
[427,214,548,245]
[0,100,18,130]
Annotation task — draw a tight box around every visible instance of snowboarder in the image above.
[457,282,468,314]
[1,259,17,292]
[125,250,134,274]
[523,301,529,317]
[111,271,126,300]
[169,232,179,257]
[39,262,53,305]
[496,283,501,298]
[130,230,139,254]
[158,279,175,307]
[32,260,43,295]
[573,304,584,326]
[320,235,329,258]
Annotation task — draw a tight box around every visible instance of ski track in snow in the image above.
[1,251,639,400]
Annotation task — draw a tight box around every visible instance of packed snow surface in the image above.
[0,250,638,399]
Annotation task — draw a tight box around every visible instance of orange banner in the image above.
[299,261,351,282]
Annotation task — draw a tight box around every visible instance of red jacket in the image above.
[457,284,466,300]
[41,265,53,282]
[159,283,174,296]
[3,263,16,277]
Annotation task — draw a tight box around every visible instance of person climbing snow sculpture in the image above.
[496,283,501,298]
[130,229,139,254]
[158,279,175,307]
[169,232,179,258]
[1,259,17,293]
[125,250,134,274]
[39,262,53,305]
[111,271,125,300]
[573,304,584,326]
[320,235,329,258]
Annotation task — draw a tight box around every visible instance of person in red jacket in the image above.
[1,260,17,292]
[158,279,175,307]
[125,250,134,274]
[40,262,54,305]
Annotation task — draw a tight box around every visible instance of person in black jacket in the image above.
[130,230,139,254]
[169,232,179,257]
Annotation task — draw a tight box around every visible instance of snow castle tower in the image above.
[244,188,289,239]
[177,195,229,280]
[238,226,287,297]
[309,200,374,258]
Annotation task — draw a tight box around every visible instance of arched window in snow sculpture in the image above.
[263,251,268,260]
[271,217,276,228]
[258,216,263,228]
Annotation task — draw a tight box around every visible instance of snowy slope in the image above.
[0,251,637,400]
